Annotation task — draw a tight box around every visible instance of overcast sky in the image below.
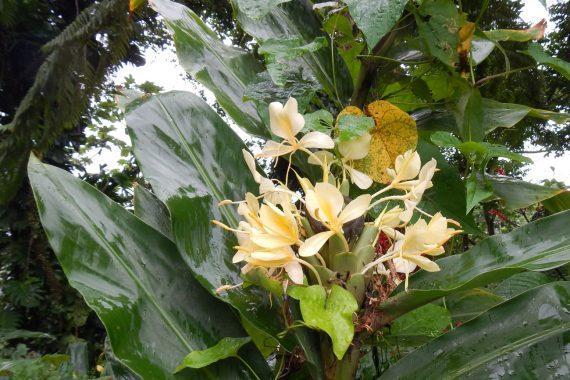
[90,0,568,185]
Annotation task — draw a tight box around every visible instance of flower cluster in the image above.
[214,98,461,291]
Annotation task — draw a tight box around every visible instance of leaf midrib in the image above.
[155,97,239,227]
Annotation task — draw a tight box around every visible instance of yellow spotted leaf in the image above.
[353,100,417,184]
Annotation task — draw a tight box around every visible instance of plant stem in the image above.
[237,356,261,380]
[475,65,534,86]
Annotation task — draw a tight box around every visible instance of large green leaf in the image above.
[231,0,352,101]
[133,183,172,241]
[484,175,564,210]
[482,98,569,134]
[27,156,269,380]
[523,43,570,80]
[452,85,484,142]
[443,288,503,323]
[492,272,552,300]
[344,0,408,49]
[380,282,570,379]
[543,191,570,214]
[150,0,267,137]
[378,210,570,322]
[126,91,285,351]
[390,304,451,339]
[416,0,465,68]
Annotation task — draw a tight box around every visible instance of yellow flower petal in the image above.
[299,131,335,149]
[298,231,335,257]
[338,194,371,224]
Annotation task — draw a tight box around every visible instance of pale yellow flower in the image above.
[386,150,422,186]
[299,182,371,256]
[390,213,461,289]
[242,149,291,204]
[258,98,334,158]
[249,201,301,249]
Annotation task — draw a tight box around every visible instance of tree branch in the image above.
[350,31,396,108]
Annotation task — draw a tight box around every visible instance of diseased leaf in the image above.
[484,19,546,42]
[523,43,570,80]
[470,37,495,65]
[259,37,328,86]
[380,282,570,379]
[344,0,408,49]
[353,100,418,183]
[175,337,251,372]
[378,210,570,323]
[416,0,466,67]
[336,114,375,142]
[234,0,291,19]
[288,285,358,360]
[484,175,564,210]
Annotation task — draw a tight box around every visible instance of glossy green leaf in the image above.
[231,0,352,101]
[150,0,267,136]
[344,0,408,49]
[336,114,375,142]
[465,174,493,213]
[453,85,484,142]
[444,289,503,323]
[430,131,461,147]
[543,191,570,214]
[417,140,483,236]
[126,92,285,353]
[390,304,451,338]
[234,0,290,19]
[133,183,172,241]
[493,272,552,300]
[175,337,251,372]
[523,43,570,80]
[303,109,334,133]
[380,282,570,379]
[288,285,358,360]
[482,98,569,134]
[485,175,564,210]
[416,0,465,67]
[378,210,570,323]
[27,156,269,379]
[259,36,327,86]
[244,70,318,117]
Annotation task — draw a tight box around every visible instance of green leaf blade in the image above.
[380,282,570,379]
[378,210,570,322]
[288,285,358,360]
[175,337,251,372]
[27,156,268,379]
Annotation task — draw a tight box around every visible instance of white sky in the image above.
[88,0,569,185]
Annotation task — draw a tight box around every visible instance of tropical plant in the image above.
[26,0,570,379]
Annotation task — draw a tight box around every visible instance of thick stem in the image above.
[350,32,396,108]
[322,338,361,380]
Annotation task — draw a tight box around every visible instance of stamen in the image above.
[216,282,244,294]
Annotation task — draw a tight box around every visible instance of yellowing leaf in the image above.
[353,101,418,183]
[457,22,476,55]
[129,0,146,12]
[484,19,546,42]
